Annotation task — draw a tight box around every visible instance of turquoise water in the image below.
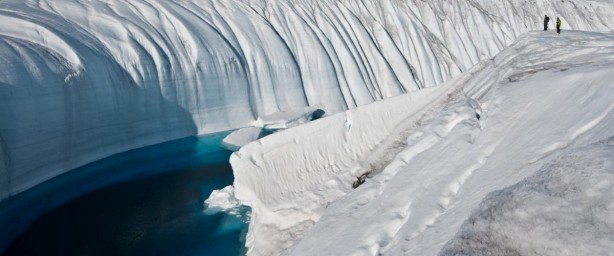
[0,132,249,255]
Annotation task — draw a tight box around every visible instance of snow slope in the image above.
[2,0,613,199]
[440,140,614,256]
[230,31,614,255]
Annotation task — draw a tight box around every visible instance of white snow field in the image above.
[440,140,614,256]
[229,31,614,255]
[2,0,614,200]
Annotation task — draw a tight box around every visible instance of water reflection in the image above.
[1,133,248,256]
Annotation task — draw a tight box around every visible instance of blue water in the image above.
[0,132,249,256]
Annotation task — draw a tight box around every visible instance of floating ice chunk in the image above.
[204,186,240,212]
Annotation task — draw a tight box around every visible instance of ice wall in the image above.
[1,0,613,199]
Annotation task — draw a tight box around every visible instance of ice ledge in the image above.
[221,107,326,152]
[230,84,455,255]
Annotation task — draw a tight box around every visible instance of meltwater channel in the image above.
[0,132,249,256]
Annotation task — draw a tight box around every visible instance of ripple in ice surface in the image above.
[0,132,249,256]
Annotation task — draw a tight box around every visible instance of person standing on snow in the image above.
[544,15,550,31]
[556,17,562,34]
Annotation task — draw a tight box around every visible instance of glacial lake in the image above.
[0,132,249,256]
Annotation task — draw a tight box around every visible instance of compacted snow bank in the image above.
[231,83,456,255]
[2,0,614,199]
[229,31,614,255]
[440,140,614,256]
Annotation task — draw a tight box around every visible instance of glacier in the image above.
[2,0,614,200]
[230,30,614,255]
[2,0,614,255]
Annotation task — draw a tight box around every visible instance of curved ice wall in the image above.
[0,0,612,199]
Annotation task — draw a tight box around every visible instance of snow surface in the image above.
[440,140,614,256]
[2,0,614,199]
[230,31,614,255]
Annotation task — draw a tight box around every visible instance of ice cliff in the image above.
[1,0,613,200]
